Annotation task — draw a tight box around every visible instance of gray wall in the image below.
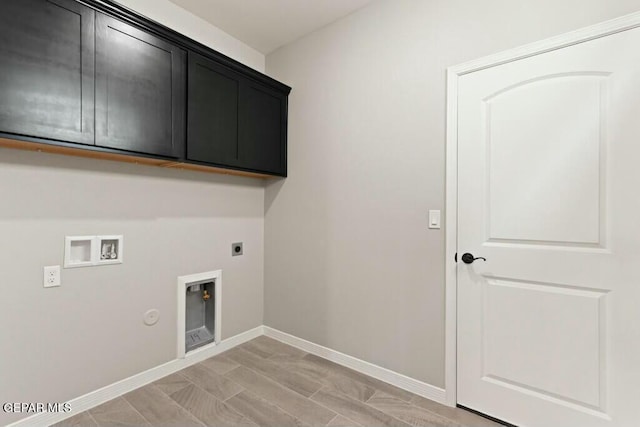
[0,1,266,424]
[117,0,264,71]
[264,0,640,388]
[0,150,265,426]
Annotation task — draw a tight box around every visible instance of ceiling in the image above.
[168,0,375,54]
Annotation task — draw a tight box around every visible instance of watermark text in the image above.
[3,402,71,413]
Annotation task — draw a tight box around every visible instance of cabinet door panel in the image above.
[95,13,185,158]
[239,81,286,175]
[187,53,239,166]
[0,0,95,144]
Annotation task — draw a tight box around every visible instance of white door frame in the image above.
[443,10,640,408]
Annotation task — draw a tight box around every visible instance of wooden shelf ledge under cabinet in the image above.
[0,137,272,179]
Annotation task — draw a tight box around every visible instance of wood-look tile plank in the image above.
[226,390,306,427]
[269,353,332,384]
[51,411,97,427]
[241,336,307,359]
[311,388,410,427]
[89,397,150,426]
[226,365,336,426]
[152,372,192,396]
[271,353,382,403]
[239,340,272,358]
[179,363,244,401]
[92,409,151,427]
[89,397,132,416]
[200,354,240,375]
[410,396,500,427]
[123,385,204,427]
[324,374,377,402]
[327,414,363,426]
[304,354,414,402]
[367,392,458,427]
[225,347,322,397]
[169,383,254,426]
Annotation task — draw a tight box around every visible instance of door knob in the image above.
[461,253,486,264]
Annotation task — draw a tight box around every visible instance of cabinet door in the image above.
[0,0,95,144]
[95,13,186,158]
[239,81,287,175]
[187,53,240,166]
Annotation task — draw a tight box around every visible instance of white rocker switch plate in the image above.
[428,210,441,229]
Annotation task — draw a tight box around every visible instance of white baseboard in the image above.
[7,326,264,427]
[8,324,447,427]
[263,326,447,405]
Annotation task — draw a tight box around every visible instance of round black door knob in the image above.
[461,253,487,264]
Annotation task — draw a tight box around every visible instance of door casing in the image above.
[443,10,640,408]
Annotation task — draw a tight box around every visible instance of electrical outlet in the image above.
[232,242,243,256]
[43,265,61,288]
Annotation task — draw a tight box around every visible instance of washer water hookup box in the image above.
[64,235,123,268]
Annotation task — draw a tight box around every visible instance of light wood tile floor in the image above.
[52,336,501,427]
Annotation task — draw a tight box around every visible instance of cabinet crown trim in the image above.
[82,0,291,94]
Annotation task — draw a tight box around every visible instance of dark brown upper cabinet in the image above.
[95,13,186,158]
[0,0,289,177]
[0,0,95,145]
[187,52,288,176]
[187,52,240,167]
[238,80,287,175]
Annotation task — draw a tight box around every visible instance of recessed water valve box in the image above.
[177,271,222,358]
[184,281,216,353]
[97,235,123,265]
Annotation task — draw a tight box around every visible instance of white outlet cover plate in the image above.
[43,265,61,288]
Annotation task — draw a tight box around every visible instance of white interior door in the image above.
[457,24,640,427]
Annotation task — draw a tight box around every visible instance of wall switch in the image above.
[428,210,441,229]
[43,265,61,288]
